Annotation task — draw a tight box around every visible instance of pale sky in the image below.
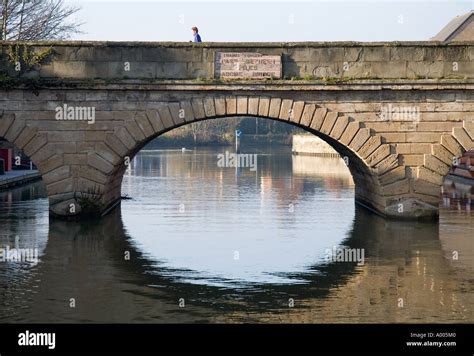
[65,0,473,42]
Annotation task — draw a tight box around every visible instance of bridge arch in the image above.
[54,95,408,220]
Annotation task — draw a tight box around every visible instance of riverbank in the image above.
[0,170,41,191]
[147,134,292,149]
[292,134,340,157]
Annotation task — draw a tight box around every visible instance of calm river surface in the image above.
[0,147,472,323]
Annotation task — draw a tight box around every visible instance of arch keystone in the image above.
[248,97,259,116]
[236,96,248,115]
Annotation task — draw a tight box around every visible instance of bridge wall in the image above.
[0,41,473,80]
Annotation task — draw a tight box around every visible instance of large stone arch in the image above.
[50,94,419,220]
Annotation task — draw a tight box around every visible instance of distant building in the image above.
[432,10,474,41]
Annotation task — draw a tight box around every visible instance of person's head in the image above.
[192,27,199,35]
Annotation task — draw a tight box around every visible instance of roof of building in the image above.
[432,11,474,41]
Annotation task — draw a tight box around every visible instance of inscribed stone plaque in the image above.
[215,52,281,79]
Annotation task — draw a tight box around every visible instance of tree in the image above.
[1,0,81,41]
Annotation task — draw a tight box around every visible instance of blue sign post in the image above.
[235,129,242,153]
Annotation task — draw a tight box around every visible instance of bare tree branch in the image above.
[1,0,82,40]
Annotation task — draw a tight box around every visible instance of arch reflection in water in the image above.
[1,205,469,323]
[122,148,355,287]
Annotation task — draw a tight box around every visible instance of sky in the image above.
[65,0,473,42]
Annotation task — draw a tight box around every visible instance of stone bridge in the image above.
[0,41,473,220]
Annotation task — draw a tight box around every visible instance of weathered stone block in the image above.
[0,113,15,136]
[382,179,410,196]
[179,101,195,123]
[452,127,473,150]
[349,128,370,151]
[146,109,165,132]
[269,98,282,118]
[370,61,407,78]
[299,104,316,126]
[358,136,382,159]
[87,152,115,174]
[226,97,237,115]
[320,112,338,135]
[339,120,361,146]
[4,119,25,143]
[289,101,305,124]
[391,47,424,61]
[23,133,48,157]
[41,154,64,174]
[214,97,227,116]
[248,97,259,116]
[310,107,328,131]
[417,166,443,186]
[95,142,121,165]
[64,153,87,165]
[47,177,74,197]
[406,61,444,79]
[414,179,441,197]
[366,144,391,167]
[362,47,391,61]
[424,154,450,176]
[134,111,155,138]
[376,154,399,175]
[78,166,108,185]
[279,99,293,120]
[168,102,184,125]
[157,104,175,127]
[329,115,349,140]
[191,98,206,120]
[379,165,406,185]
[114,126,136,150]
[441,134,463,157]
[463,120,474,140]
[14,125,37,149]
[237,96,248,115]
[203,97,216,117]
[43,165,71,185]
[400,154,424,166]
[258,97,271,117]
[431,144,454,166]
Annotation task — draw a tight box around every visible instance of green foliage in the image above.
[6,44,54,73]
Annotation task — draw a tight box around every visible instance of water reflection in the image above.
[0,149,472,323]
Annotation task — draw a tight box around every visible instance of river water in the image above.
[0,147,472,323]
